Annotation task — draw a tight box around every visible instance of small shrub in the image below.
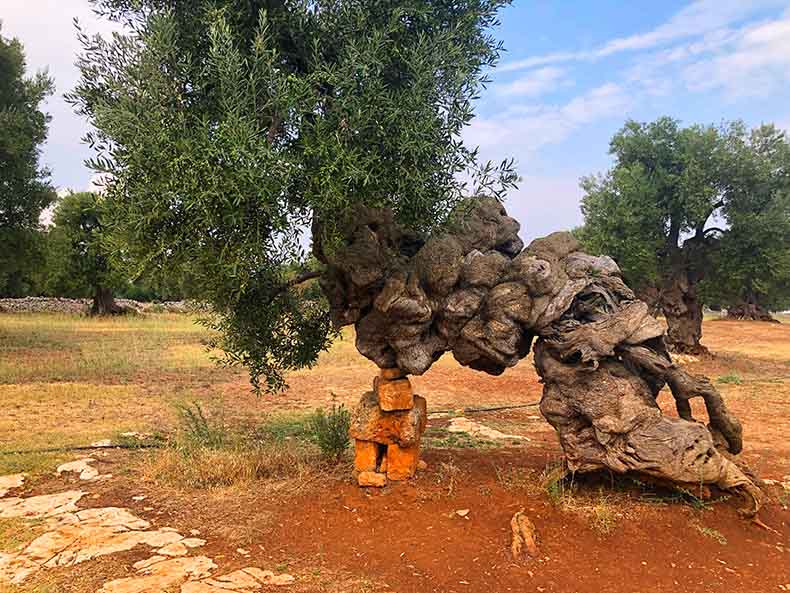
[308,403,350,463]
[716,372,742,385]
[175,402,227,449]
[255,413,312,443]
[589,499,618,534]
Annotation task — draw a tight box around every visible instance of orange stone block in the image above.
[354,440,379,473]
[376,377,414,411]
[386,443,420,481]
[380,367,406,380]
[358,471,387,487]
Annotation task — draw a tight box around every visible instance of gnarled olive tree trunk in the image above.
[317,199,761,515]
[90,286,126,316]
[659,268,706,354]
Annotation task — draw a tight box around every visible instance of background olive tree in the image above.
[69,0,517,391]
[45,191,130,315]
[578,118,790,352]
[0,25,56,296]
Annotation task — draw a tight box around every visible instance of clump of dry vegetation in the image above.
[140,402,350,492]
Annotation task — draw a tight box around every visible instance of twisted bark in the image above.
[318,198,761,514]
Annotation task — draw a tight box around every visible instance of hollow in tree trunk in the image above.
[90,286,126,316]
[660,269,707,354]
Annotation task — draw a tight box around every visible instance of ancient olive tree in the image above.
[578,117,783,353]
[45,191,128,315]
[323,199,760,512]
[705,125,790,321]
[71,3,761,509]
[69,0,516,390]
[0,26,56,296]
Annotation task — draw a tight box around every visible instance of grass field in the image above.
[1,312,789,593]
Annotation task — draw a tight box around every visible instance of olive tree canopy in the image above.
[69,0,516,390]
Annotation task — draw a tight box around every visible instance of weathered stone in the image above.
[375,377,414,411]
[0,490,85,519]
[353,440,379,473]
[99,556,216,593]
[357,471,387,487]
[386,443,420,481]
[0,474,25,498]
[57,458,100,481]
[158,541,189,557]
[349,392,426,447]
[447,417,526,442]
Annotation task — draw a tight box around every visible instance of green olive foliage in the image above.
[68,0,516,391]
[578,117,790,322]
[0,26,56,296]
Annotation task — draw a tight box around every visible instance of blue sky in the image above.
[3,0,790,240]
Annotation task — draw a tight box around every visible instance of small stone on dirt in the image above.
[358,471,387,487]
[158,542,189,557]
[57,458,100,481]
[456,509,470,517]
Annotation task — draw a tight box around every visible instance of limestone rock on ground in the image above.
[0,490,86,519]
[447,417,528,442]
[57,458,101,481]
[0,474,25,497]
[0,470,296,590]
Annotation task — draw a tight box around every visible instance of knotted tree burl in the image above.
[316,198,762,515]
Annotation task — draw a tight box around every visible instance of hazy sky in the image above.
[3,0,790,241]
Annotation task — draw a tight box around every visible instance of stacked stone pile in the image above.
[350,368,427,487]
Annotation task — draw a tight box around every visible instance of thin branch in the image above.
[286,270,321,288]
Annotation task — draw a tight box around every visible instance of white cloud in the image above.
[1,0,123,191]
[495,67,569,97]
[466,83,630,159]
[504,175,584,243]
[499,0,786,72]
[682,16,790,98]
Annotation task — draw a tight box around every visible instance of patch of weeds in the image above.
[716,372,742,385]
[588,497,618,535]
[254,413,312,444]
[308,403,351,463]
[175,402,227,449]
[142,403,344,491]
[0,518,46,553]
[435,460,463,496]
[0,450,70,477]
[423,427,494,449]
[494,464,536,492]
[694,523,727,545]
[540,461,571,505]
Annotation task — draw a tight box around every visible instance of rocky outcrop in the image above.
[320,198,761,514]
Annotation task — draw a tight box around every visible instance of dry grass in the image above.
[1,313,789,481]
[140,442,324,491]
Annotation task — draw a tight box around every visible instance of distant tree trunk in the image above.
[726,295,779,322]
[660,268,707,354]
[90,285,125,316]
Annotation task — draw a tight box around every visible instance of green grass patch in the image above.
[716,372,742,385]
[422,426,496,449]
